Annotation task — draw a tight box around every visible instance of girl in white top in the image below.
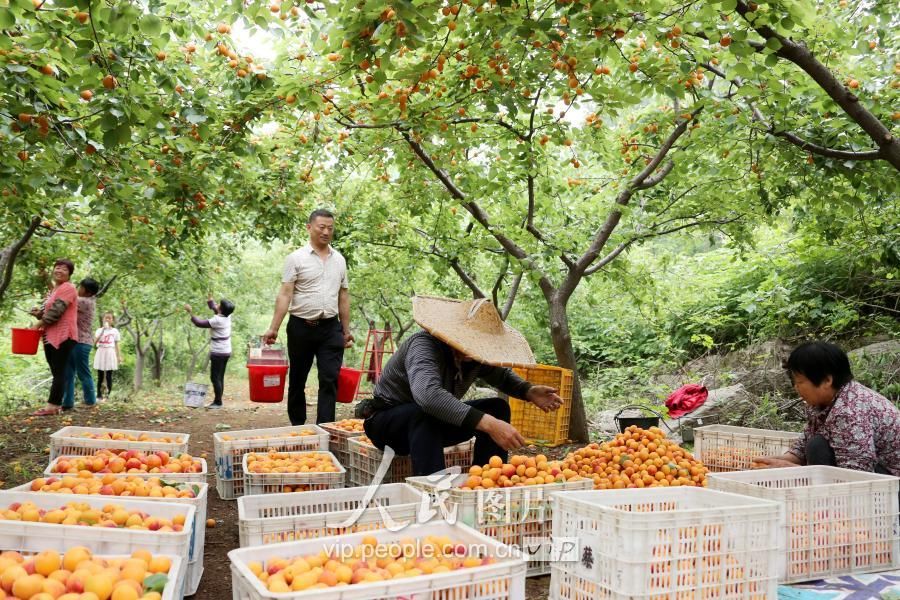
[93,312,122,399]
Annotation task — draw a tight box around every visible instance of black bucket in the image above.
[613,405,669,434]
[615,416,660,433]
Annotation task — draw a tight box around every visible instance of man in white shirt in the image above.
[264,209,354,424]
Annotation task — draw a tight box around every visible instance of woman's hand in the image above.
[476,414,527,451]
[526,385,563,413]
[751,456,800,469]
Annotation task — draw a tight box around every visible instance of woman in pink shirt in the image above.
[28,258,79,416]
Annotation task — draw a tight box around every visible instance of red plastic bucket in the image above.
[247,364,289,403]
[337,367,363,403]
[11,328,41,355]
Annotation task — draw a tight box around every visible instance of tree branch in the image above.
[500,272,523,320]
[97,274,118,298]
[524,173,547,242]
[0,216,42,304]
[449,258,486,299]
[749,105,881,160]
[735,0,899,170]
[635,159,675,189]
[402,131,554,294]
[564,107,700,298]
[584,215,742,276]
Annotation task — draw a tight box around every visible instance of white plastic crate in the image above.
[237,483,425,547]
[348,437,474,486]
[45,456,208,485]
[228,521,527,599]
[7,479,209,596]
[694,425,802,472]
[0,491,195,597]
[549,487,781,599]
[708,465,900,583]
[214,425,329,500]
[242,451,346,496]
[407,473,593,577]
[0,551,185,600]
[318,421,366,470]
[49,426,189,461]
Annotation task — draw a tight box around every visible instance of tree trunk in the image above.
[150,340,165,386]
[0,216,42,306]
[133,351,144,391]
[547,297,590,443]
[185,340,209,382]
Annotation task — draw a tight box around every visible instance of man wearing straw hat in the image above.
[356,296,563,476]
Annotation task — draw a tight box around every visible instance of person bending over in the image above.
[754,341,899,476]
[356,296,563,476]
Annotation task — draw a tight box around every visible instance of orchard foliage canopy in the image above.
[1,0,897,438]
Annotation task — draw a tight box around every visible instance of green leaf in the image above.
[140,14,163,37]
[143,574,168,594]
[103,129,119,148]
[0,8,16,28]
[100,113,118,131]
[765,38,782,51]
[116,123,132,144]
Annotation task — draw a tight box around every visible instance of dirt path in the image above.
[0,377,555,599]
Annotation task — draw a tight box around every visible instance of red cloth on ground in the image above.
[665,384,708,418]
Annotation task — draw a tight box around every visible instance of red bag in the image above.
[665,384,708,418]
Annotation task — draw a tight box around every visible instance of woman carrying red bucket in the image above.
[27,258,80,416]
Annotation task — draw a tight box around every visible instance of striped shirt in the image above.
[372,331,533,429]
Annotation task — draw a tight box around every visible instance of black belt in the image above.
[291,315,337,327]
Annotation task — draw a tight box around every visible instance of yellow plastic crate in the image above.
[509,365,573,446]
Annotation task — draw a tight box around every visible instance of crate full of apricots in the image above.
[560,426,710,490]
[0,491,196,593]
[0,547,184,600]
[407,454,592,577]
[347,435,474,487]
[45,449,207,485]
[549,487,781,600]
[9,476,209,596]
[49,427,189,461]
[214,426,330,500]
[318,420,366,468]
[242,452,346,496]
[228,521,527,599]
[237,483,425,547]
[709,465,900,583]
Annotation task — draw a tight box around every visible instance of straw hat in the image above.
[412,296,536,367]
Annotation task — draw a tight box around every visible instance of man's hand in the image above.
[751,456,799,469]
[526,385,563,413]
[476,414,527,451]
[343,331,355,348]
[183,304,192,314]
[262,328,278,345]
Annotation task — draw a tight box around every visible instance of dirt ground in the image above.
[0,377,566,599]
